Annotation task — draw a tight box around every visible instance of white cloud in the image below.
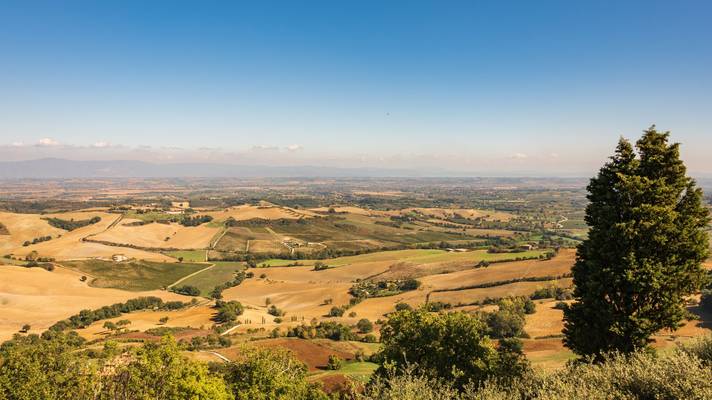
[10,141,24,147]
[286,144,303,152]
[37,137,60,146]
[92,141,110,148]
[510,152,528,159]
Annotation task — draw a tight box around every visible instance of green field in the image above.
[179,262,245,296]
[259,248,549,268]
[61,259,205,291]
[310,361,379,383]
[215,213,495,256]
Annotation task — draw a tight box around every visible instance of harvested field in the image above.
[77,304,216,340]
[248,239,287,253]
[0,264,185,341]
[227,338,356,371]
[208,204,318,222]
[401,207,514,222]
[9,212,173,262]
[223,278,353,320]
[60,259,206,291]
[428,278,574,306]
[0,211,65,253]
[310,206,386,216]
[92,220,219,249]
[420,249,575,291]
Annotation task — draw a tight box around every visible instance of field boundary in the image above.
[167,263,215,289]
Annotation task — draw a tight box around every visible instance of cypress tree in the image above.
[563,126,710,357]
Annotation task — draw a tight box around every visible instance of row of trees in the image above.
[45,216,101,231]
[46,296,192,333]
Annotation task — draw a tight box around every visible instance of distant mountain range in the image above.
[0,158,437,179]
[2,159,710,186]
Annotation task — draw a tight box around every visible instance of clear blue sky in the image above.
[1,1,711,175]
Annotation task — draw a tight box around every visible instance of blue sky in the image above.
[1,1,711,175]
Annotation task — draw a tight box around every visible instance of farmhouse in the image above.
[171,201,190,209]
[112,254,129,262]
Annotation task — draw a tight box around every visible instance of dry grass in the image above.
[0,211,65,253]
[7,211,173,261]
[208,204,318,221]
[0,264,184,341]
[92,220,219,249]
[77,302,216,340]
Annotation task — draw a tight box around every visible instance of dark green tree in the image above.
[375,308,527,389]
[563,126,710,357]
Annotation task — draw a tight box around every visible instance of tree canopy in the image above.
[564,126,710,357]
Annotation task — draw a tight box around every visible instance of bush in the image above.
[170,285,200,296]
[553,301,568,310]
[326,355,342,370]
[357,318,373,333]
[678,335,712,365]
[313,261,329,271]
[214,300,244,324]
[223,346,328,400]
[328,306,345,317]
[523,299,536,314]
[360,348,712,400]
[268,305,285,317]
[362,334,378,343]
[394,303,412,312]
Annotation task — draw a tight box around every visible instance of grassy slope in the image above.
[165,250,207,262]
[180,262,245,296]
[61,259,205,291]
[260,248,548,268]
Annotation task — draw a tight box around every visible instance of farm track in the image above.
[201,350,230,362]
[167,264,215,289]
[209,226,229,249]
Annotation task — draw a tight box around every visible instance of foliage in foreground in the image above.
[375,308,529,389]
[0,334,231,400]
[360,340,712,400]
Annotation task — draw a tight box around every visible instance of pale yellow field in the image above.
[428,278,574,306]
[78,303,215,340]
[419,249,575,290]
[208,204,317,221]
[0,264,185,341]
[92,219,219,249]
[0,211,65,253]
[10,212,172,261]
[220,250,575,327]
[400,207,514,222]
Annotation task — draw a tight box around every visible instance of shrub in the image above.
[170,285,200,296]
[553,301,568,310]
[394,303,412,312]
[523,299,536,314]
[326,355,342,370]
[328,306,345,317]
[313,261,329,271]
[362,334,378,343]
[357,318,373,333]
[268,305,285,317]
[214,300,245,324]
